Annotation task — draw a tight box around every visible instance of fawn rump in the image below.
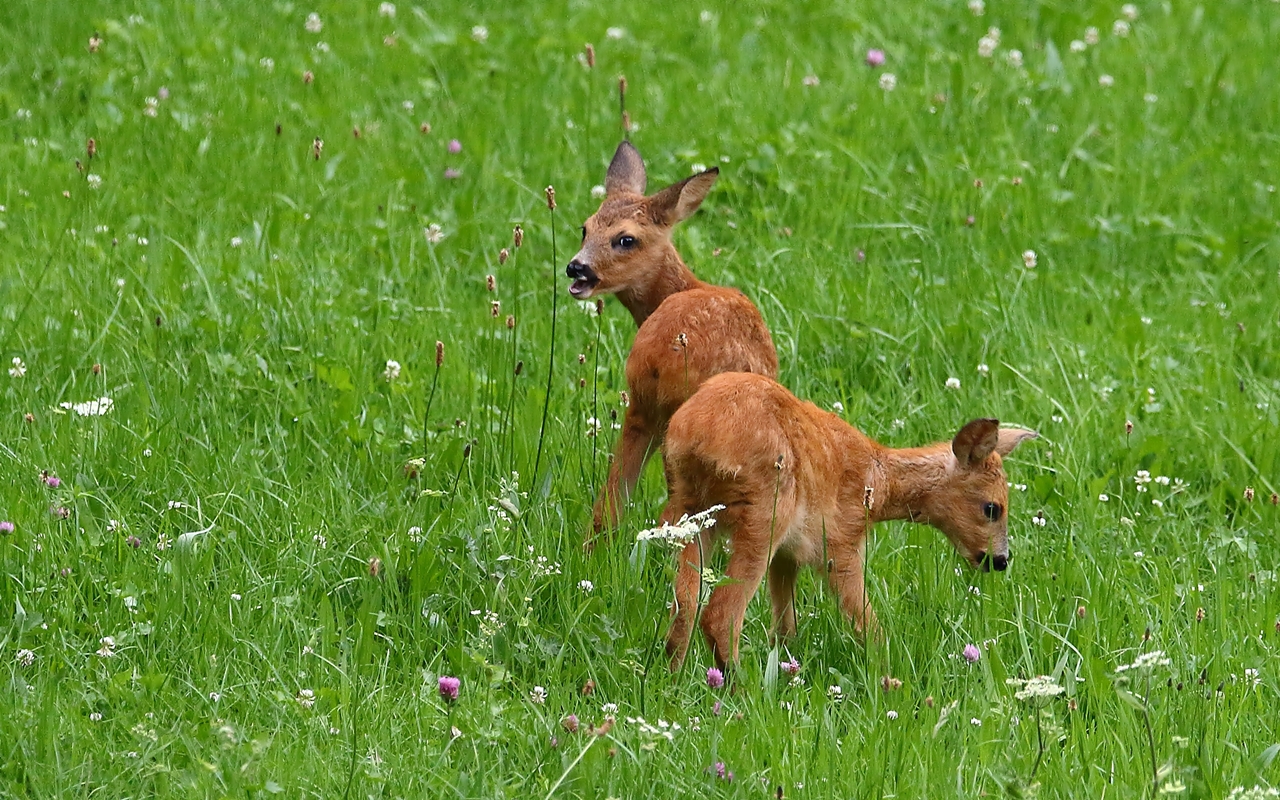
[660,372,1037,671]
[569,142,777,544]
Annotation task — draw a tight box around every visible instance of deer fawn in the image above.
[568,142,777,544]
[659,372,1037,672]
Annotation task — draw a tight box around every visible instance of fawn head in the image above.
[919,419,1037,572]
[566,141,718,299]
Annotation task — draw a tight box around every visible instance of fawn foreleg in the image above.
[589,406,659,544]
[826,530,881,642]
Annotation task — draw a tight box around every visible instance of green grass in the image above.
[2,0,1279,796]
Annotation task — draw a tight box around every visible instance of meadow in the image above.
[2,0,1279,796]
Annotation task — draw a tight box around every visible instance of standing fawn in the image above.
[660,372,1037,671]
[568,142,777,544]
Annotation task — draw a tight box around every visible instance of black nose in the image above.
[992,554,1008,572]
[566,260,592,279]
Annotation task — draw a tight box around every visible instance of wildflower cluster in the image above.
[1006,675,1065,702]
[636,504,724,547]
[1117,650,1171,674]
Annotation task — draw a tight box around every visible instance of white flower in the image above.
[1145,93,1159,104]
[137,237,149,246]
[967,0,985,15]
[970,717,982,727]
[1151,498,1163,508]
[471,25,488,42]
[86,174,102,189]
[90,712,103,722]
[1155,475,1170,485]
[9,357,25,378]
[801,74,820,87]
[1098,74,1115,88]
[16,649,35,667]
[96,636,116,658]
[977,35,998,58]
[636,504,725,546]
[1007,49,1023,68]
[1022,249,1037,268]
[1070,39,1087,52]
[1134,550,1144,558]
[1226,788,1280,800]
[1006,675,1065,701]
[15,108,32,120]
[1117,650,1171,673]
[606,26,625,39]
[297,688,316,708]
[378,2,396,18]
[424,224,445,244]
[59,397,114,416]
[945,377,961,390]
[879,72,897,91]
[383,359,401,382]
[1099,493,1110,502]
[832,401,844,413]
[700,10,715,23]
[529,685,547,704]
[402,100,414,112]
[602,702,619,714]
[1031,512,1047,527]
[315,41,329,53]
[1122,4,1140,20]
[886,710,898,720]
[1084,26,1100,45]
[827,685,844,701]
[305,12,323,33]
[590,184,607,199]
[258,57,274,72]
[578,579,594,593]
[209,691,221,702]
[1113,19,1131,37]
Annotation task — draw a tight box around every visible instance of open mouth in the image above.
[568,276,599,298]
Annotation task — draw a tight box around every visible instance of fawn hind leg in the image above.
[589,406,659,546]
[768,553,799,640]
[699,511,773,671]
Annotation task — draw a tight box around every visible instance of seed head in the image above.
[1195,607,1205,622]
[312,137,323,160]
[24,413,34,423]
[622,111,631,132]
[675,332,688,348]
[585,43,595,68]
[1125,419,1134,436]
[619,391,630,407]
[562,714,579,733]
[1077,605,1087,619]
[89,33,103,53]
[618,75,627,97]
[490,300,500,317]
[419,122,431,134]
[369,557,382,577]
[577,353,586,365]
[352,126,361,139]
[1271,493,1278,506]
[514,360,523,376]
[498,248,509,265]
[581,680,595,696]
[505,315,515,330]
[92,363,102,375]
[304,70,314,84]
[435,341,444,368]
[486,274,496,292]
[863,486,875,511]
[87,138,97,159]
[1244,486,1255,502]
[513,225,524,248]
[775,455,785,471]
[545,185,556,210]
[595,298,604,316]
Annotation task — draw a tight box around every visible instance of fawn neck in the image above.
[865,442,952,525]
[615,246,703,326]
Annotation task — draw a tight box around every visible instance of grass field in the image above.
[2,0,1279,796]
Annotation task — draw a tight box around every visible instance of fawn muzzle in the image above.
[976,551,1009,572]
[566,259,600,298]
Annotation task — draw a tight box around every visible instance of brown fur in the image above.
[569,142,778,543]
[659,372,1037,671]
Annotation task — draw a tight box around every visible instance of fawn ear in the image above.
[606,141,647,196]
[952,418,1000,467]
[996,427,1038,456]
[648,169,719,226]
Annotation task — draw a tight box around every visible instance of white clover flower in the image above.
[879,72,897,91]
[1117,650,1171,674]
[144,97,159,116]
[471,25,488,42]
[967,0,985,15]
[1226,787,1280,800]
[383,359,401,382]
[96,636,116,658]
[700,10,715,23]
[970,717,982,727]
[606,26,625,40]
[636,505,725,546]
[590,184,607,199]
[945,377,961,390]
[60,397,114,416]
[424,224,445,244]
[1099,493,1110,502]
[886,709,898,720]
[602,702,619,715]
[827,685,844,701]
[86,174,102,189]
[1006,675,1065,701]
[379,2,396,18]
[1113,19,1131,37]
[305,12,322,33]
[1122,4,1140,20]
[977,35,998,58]
[9,357,26,378]
[1099,74,1115,88]
[1022,249,1037,268]
[1007,49,1023,68]
[529,685,547,704]
[259,57,275,72]
[1070,39,1087,53]
[578,579,594,593]
[1084,26,1100,45]
[297,688,316,708]
[801,74,820,87]
[16,649,35,667]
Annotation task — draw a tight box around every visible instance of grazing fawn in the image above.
[568,142,777,544]
[660,372,1037,671]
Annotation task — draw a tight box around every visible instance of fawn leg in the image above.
[700,531,771,671]
[589,406,658,543]
[826,531,881,641]
[768,553,799,640]
[665,532,708,671]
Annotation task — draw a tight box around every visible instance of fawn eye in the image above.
[982,502,1003,522]
[613,234,638,250]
